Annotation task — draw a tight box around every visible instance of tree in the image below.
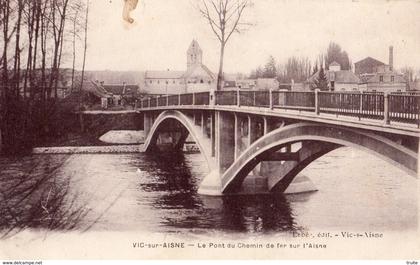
[0,0,88,154]
[401,66,415,82]
[80,0,89,97]
[313,66,329,91]
[276,56,312,83]
[249,65,263,79]
[325,42,351,70]
[263,55,276,78]
[49,0,70,99]
[312,62,319,75]
[69,0,85,93]
[197,0,252,90]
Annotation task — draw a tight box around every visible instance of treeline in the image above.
[249,42,351,83]
[0,0,89,154]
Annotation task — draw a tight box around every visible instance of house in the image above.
[82,80,113,109]
[355,46,406,93]
[144,40,216,94]
[81,81,141,109]
[235,78,279,90]
[223,80,237,89]
[255,78,279,90]
[358,70,406,93]
[354,57,386,76]
[102,82,139,105]
[236,79,257,90]
[304,62,360,91]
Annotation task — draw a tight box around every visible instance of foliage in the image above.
[277,56,312,83]
[324,42,351,70]
[0,0,89,154]
[263,55,277,78]
[313,67,329,91]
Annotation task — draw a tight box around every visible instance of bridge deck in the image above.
[137,103,420,138]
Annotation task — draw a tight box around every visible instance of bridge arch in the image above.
[221,122,418,193]
[142,110,215,169]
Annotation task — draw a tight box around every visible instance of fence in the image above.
[138,90,420,127]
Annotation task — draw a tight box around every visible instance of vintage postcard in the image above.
[0,0,419,261]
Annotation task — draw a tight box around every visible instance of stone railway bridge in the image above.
[137,90,419,196]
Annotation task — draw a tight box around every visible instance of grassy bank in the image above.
[36,112,143,147]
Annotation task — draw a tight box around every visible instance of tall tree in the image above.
[263,55,277,78]
[49,0,70,99]
[401,66,414,82]
[0,0,88,154]
[69,0,84,93]
[325,42,351,70]
[277,56,312,83]
[197,0,252,90]
[79,0,89,111]
[313,66,329,91]
[312,61,319,75]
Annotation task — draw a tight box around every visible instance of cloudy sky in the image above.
[80,0,420,73]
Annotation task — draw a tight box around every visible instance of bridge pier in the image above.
[143,112,153,136]
[215,111,235,173]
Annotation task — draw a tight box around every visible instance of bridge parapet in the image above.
[139,90,420,128]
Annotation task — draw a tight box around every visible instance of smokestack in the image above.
[389,46,394,71]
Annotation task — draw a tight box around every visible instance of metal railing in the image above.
[180,93,193,105]
[318,92,384,120]
[216,91,237,105]
[389,94,420,124]
[273,91,315,110]
[168,94,179,106]
[138,90,420,127]
[195,92,210,105]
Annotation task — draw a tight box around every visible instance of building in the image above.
[356,46,406,93]
[102,83,139,105]
[354,57,386,76]
[81,81,140,109]
[234,78,279,90]
[304,62,360,91]
[255,78,279,90]
[144,40,216,94]
[82,81,113,109]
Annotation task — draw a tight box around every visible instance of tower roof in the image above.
[188,39,202,53]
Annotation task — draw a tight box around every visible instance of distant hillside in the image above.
[86,70,146,87]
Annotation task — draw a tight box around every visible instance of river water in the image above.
[0,147,417,239]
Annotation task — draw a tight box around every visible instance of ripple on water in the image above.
[0,147,417,237]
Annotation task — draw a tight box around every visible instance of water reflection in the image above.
[0,147,416,237]
[133,152,301,233]
[0,155,91,238]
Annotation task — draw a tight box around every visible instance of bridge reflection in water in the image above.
[0,149,415,236]
[137,152,300,233]
[138,90,419,196]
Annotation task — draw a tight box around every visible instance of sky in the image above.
[77,0,420,74]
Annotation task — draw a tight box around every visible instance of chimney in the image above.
[389,46,394,71]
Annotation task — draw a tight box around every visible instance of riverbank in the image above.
[32,143,199,154]
[33,145,144,154]
[35,112,143,148]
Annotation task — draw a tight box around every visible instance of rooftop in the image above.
[145,70,185,79]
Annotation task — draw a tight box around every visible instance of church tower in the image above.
[187,39,203,71]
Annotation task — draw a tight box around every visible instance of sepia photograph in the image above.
[0,0,419,261]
